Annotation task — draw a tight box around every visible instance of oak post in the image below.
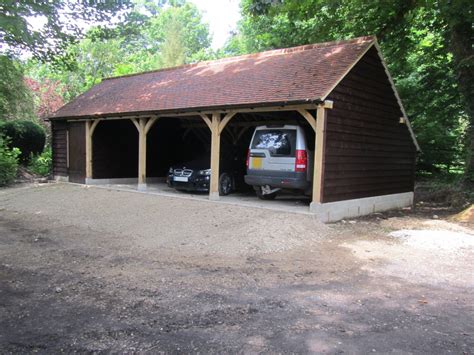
[138,117,147,190]
[310,101,332,210]
[85,120,92,182]
[209,112,221,200]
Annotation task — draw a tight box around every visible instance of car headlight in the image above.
[198,169,211,175]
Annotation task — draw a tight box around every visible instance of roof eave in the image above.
[47,98,324,121]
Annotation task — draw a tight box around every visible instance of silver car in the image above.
[244,125,313,200]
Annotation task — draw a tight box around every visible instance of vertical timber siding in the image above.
[324,47,417,203]
[51,121,68,176]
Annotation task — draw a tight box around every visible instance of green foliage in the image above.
[0,120,45,163]
[232,0,471,177]
[0,135,20,186]
[0,0,132,60]
[159,13,186,68]
[0,55,35,120]
[25,1,212,98]
[28,147,52,176]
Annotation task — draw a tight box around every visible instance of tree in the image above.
[234,0,472,180]
[0,56,35,121]
[159,15,186,68]
[0,0,131,60]
[26,1,212,99]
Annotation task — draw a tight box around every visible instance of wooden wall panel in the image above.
[323,46,417,203]
[68,121,86,183]
[51,121,68,176]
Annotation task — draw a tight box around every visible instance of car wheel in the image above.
[255,186,277,200]
[219,173,233,196]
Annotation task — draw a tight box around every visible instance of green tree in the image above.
[0,56,35,120]
[26,1,212,99]
[159,15,186,68]
[234,0,472,180]
[0,0,131,60]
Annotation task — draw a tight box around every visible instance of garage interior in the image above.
[85,110,317,205]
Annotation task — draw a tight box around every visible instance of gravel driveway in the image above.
[0,183,473,353]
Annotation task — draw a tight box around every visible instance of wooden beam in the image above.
[179,119,303,129]
[145,116,159,135]
[235,126,250,144]
[192,127,210,145]
[182,127,191,140]
[85,120,93,179]
[209,112,221,200]
[296,109,317,132]
[90,118,102,136]
[138,117,147,188]
[130,118,140,132]
[68,104,319,122]
[218,112,236,135]
[199,113,212,130]
[312,104,329,204]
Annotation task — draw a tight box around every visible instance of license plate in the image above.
[252,157,263,169]
[174,176,188,182]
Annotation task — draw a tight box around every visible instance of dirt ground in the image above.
[0,183,473,354]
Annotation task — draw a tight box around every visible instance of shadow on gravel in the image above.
[0,211,472,353]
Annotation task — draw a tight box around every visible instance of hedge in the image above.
[0,120,45,163]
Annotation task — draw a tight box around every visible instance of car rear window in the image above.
[251,129,296,156]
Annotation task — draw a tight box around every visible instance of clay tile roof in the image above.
[50,36,375,119]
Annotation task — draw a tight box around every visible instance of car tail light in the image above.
[295,149,307,172]
[246,149,250,169]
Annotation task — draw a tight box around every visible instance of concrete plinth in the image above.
[310,192,414,222]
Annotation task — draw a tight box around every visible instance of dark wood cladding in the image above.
[323,46,417,203]
[68,122,86,183]
[51,121,68,176]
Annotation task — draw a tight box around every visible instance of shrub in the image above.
[0,120,45,163]
[28,148,52,176]
[0,135,20,186]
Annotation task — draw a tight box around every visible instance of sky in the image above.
[189,0,241,49]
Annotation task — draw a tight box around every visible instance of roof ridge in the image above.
[103,35,376,81]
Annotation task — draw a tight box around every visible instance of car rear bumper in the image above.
[244,170,309,190]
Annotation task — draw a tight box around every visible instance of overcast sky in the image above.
[190,0,241,49]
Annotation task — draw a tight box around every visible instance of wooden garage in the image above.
[49,36,419,221]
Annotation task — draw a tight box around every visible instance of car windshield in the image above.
[251,129,296,156]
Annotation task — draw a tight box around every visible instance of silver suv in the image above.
[244,125,313,200]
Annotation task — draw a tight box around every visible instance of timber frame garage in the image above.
[49,36,420,222]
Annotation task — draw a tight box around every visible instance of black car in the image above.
[167,153,245,195]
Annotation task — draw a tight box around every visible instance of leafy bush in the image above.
[0,120,45,163]
[28,148,52,176]
[0,135,20,186]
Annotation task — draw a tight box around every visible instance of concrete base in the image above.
[310,192,414,222]
[137,183,147,191]
[85,177,164,185]
[209,192,220,201]
[53,175,69,182]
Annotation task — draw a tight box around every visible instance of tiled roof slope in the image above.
[50,36,375,119]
